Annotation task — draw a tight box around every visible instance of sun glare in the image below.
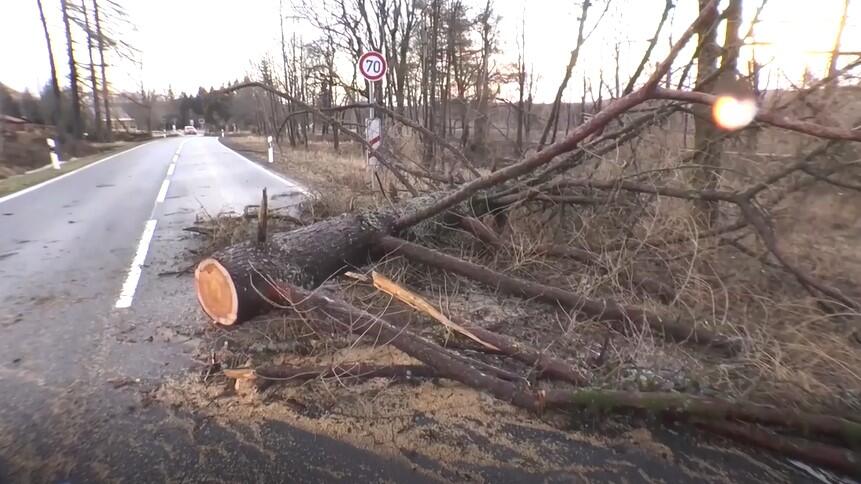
[712,96,758,131]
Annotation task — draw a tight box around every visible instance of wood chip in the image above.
[370,271,500,351]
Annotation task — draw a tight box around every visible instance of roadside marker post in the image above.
[358,50,387,186]
[267,136,274,163]
[46,138,61,170]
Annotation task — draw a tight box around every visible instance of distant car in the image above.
[183,126,197,135]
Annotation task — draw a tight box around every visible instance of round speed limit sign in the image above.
[358,51,387,82]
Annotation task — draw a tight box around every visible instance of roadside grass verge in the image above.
[0,141,145,198]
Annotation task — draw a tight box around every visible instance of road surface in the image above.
[0,136,434,483]
[0,136,826,483]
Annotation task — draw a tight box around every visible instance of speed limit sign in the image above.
[358,51,387,82]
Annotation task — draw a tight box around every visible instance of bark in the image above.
[515,19,526,155]
[36,0,63,134]
[195,194,454,325]
[378,236,738,351]
[93,0,112,141]
[196,212,396,325]
[543,389,861,448]
[61,0,83,139]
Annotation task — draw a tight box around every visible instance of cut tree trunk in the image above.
[196,212,395,325]
[195,194,455,325]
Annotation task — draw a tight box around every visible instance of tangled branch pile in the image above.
[183,2,861,477]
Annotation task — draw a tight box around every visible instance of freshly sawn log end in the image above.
[193,194,458,326]
[195,258,240,325]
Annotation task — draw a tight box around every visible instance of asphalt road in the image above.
[0,137,832,483]
[0,136,434,483]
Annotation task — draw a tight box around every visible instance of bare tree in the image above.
[689,0,722,226]
[470,0,497,158]
[515,11,526,155]
[623,0,673,95]
[93,0,111,140]
[36,0,63,132]
[80,0,102,139]
[536,0,591,151]
[61,0,83,138]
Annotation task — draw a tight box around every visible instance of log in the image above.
[693,420,861,477]
[452,316,589,386]
[195,194,456,325]
[266,281,861,476]
[378,236,740,352]
[195,212,392,325]
[541,389,861,448]
[360,269,588,386]
[226,363,439,391]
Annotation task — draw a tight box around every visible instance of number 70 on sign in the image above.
[358,51,387,82]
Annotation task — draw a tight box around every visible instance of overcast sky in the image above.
[2,0,859,102]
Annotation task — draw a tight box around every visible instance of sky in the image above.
[1,0,860,103]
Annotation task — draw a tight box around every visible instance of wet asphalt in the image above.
[0,137,833,483]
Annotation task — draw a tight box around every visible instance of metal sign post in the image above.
[358,51,387,179]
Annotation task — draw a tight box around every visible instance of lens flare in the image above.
[712,96,758,131]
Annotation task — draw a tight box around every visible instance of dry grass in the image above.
[222,136,379,217]
[0,140,140,196]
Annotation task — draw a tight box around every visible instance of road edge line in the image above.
[0,141,153,205]
[219,139,311,195]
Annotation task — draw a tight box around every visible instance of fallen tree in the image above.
[190,1,861,477]
[377,236,739,351]
[233,278,861,475]
[195,193,458,325]
[198,2,716,325]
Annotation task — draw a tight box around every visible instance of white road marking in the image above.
[113,139,183,309]
[223,142,311,195]
[115,219,158,308]
[172,154,178,163]
[0,142,152,205]
[155,179,171,203]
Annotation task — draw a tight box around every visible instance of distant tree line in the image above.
[3,0,137,149]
